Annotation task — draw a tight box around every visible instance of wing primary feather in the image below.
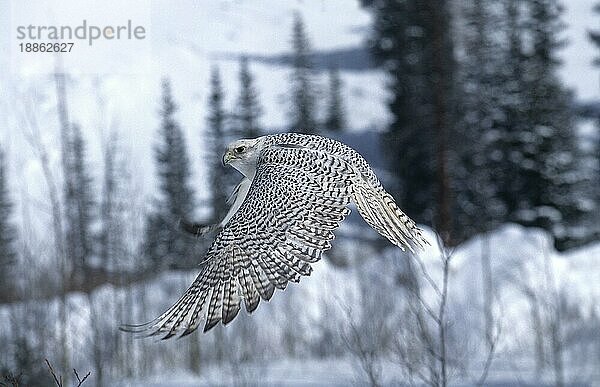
[238,267,260,313]
[204,283,224,332]
[248,264,275,301]
[221,276,241,325]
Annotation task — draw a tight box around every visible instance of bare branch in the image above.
[45,359,62,387]
[336,288,387,387]
[411,252,442,298]
[476,319,502,386]
[392,230,455,387]
[44,359,90,387]
[406,280,442,324]
[438,243,452,387]
[73,369,91,387]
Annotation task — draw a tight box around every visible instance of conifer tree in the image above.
[235,57,263,138]
[515,0,583,249]
[143,211,166,268]
[491,0,529,220]
[290,12,317,134]
[99,133,118,268]
[587,2,600,241]
[368,0,433,226]
[324,67,345,132]
[454,0,507,239]
[99,132,129,270]
[455,0,587,248]
[366,0,457,241]
[67,124,95,271]
[0,148,17,287]
[206,66,234,222]
[145,79,197,269]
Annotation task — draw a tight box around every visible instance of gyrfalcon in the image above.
[121,133,428,338]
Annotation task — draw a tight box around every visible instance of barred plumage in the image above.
[121,133,429,338]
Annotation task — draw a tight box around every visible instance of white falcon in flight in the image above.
[122,133,428,338]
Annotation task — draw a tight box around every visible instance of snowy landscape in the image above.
[0,0,599,386]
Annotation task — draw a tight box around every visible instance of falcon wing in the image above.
[262,133,428,252]
[351,178,428,253]
[121,145,353,338]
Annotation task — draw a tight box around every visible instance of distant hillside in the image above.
[218,46,375,72]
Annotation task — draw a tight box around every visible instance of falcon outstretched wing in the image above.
[263,133,429,252]
[121,145,354,338]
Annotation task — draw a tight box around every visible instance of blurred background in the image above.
[0,0,599,385]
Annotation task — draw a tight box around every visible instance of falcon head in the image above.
[223,137,265,178]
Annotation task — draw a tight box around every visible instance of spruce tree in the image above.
[454,0,507,239]
[206,66,234,222]
[68,124,95,271]
[367,0,457,241]
[0,148,17,287]
[493,0,530,220]
[368,0,433,226]
[99,133,118,268]
[99,133,127,270]
[145,79,197,269]
[324,67,345,132]
[516,0,584,249]
[455,0,588,248]
[587,2,600,241]
[290,12,317,134]
[235,57,263,139]
[143,212,167,268]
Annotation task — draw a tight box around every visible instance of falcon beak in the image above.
[222,151,232,166]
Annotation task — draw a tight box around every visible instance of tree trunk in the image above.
[431,0,452,245]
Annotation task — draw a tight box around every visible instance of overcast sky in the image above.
[560,0,598,101]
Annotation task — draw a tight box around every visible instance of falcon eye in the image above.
[234,146,246,153]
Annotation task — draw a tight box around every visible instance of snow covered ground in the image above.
[1,221,598,385]
[5,223,592,384]
[105,224,599,386]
